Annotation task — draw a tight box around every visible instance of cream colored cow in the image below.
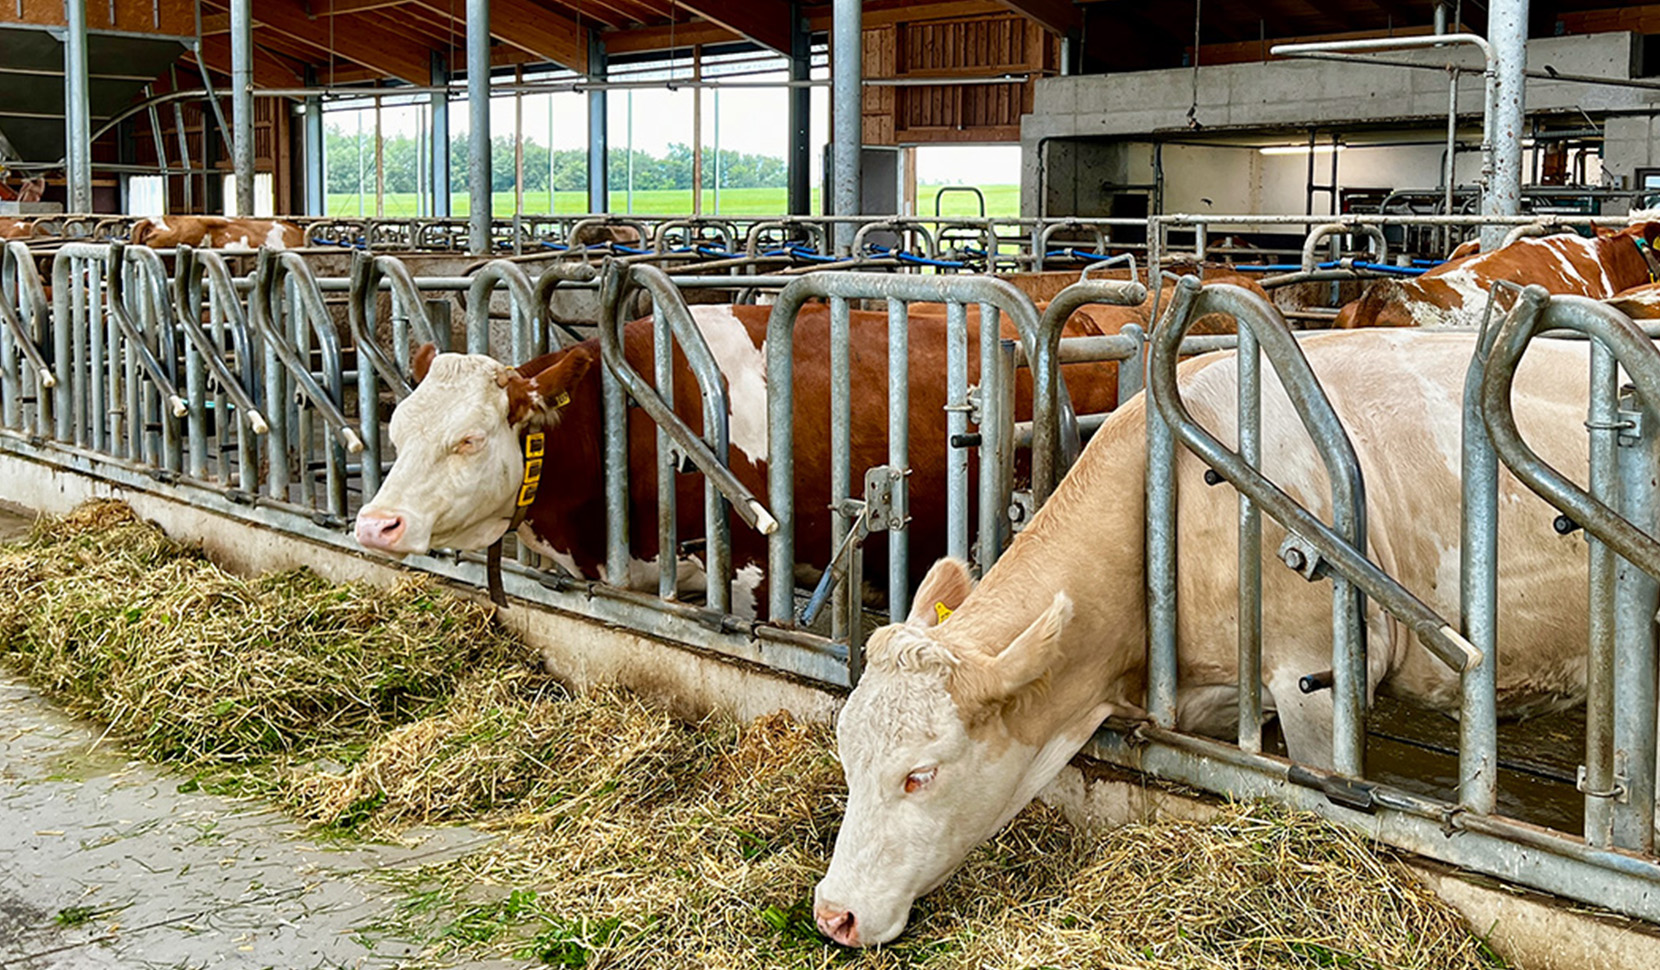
[816,329,1596,946]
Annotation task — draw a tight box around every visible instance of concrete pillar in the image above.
[230,0,254,216]
[1484,0,1529,250]
[787,0,811,215]
[430,53,452,218]
[831,0,860,252]
[587,31,608,214]
[467,0,492,254]
[63,0,92,212]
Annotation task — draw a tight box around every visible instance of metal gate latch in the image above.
[1278,534,1329,581]
[1577,757,1630,804]
[863,465,909,533]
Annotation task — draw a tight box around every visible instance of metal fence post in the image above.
[1237,322,1263,754]
[1613,383,1659,852]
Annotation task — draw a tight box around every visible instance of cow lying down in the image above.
[814,327,1598,946]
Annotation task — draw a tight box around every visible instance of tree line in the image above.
[325,127,788,194]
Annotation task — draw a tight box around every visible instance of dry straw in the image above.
[0,503,1506,969]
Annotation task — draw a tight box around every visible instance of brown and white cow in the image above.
[814,327,1594,946]
[130,215,306,250]
[1333,223,1660,328]
[353,302,1126,615]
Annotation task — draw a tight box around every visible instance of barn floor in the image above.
[0,504,500,970]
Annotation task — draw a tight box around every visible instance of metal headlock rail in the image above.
[1481,287,1660,854]
[1090,271,1660,927]
[170,247,267,489]
[762,272,1055,649]
[596,261,776,619]
[0,242,55,440]
[4,211,1660,922]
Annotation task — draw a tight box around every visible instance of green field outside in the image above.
[325,184,1020,220]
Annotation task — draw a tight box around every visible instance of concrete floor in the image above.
[0,505,494,970]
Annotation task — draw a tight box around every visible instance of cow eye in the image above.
[454,433,485,455]
[904,766,937,794]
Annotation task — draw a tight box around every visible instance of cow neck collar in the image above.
[486,390,569,607]
[1635,235,1660,285]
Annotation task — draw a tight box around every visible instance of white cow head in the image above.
[354,343,592,555]
[814,558,1079,947]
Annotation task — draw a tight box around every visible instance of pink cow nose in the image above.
[354,511,406,550]
[814,905,859,947]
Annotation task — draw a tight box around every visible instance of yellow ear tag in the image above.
[552,391,570,409]
[934,601,954,624]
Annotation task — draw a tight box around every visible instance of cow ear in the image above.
[130,220,150,246]
[906,557,975,627]
[506,346,594,426]
[411,342,438,384]
[978,592,1072,703]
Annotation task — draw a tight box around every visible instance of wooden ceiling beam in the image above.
[191,35,307,88]
[405,0,589,71]
[601,18,742,54]
[239,0,435,83]
[669,0,791,53]
[546,0,644,30]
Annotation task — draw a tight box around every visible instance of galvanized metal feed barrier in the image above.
[1112,273,1660,924]
[2,219,1660,925]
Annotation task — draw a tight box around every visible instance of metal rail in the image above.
[1148,278,1478,775]
[596,261,777,617]
[1482,289,1660,852]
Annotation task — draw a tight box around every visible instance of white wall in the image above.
[1111,138,1495,217]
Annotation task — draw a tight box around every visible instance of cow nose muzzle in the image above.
[814,904,859,947]
[354,510,407,551]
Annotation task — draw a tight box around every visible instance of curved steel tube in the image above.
[1301,222,1388,273]
[1150,278,1475,672]
[170,247,267,434]
[851,220,937,261]
[531,261,599,348]
[597,261,777,538]
[1482,290,1660,574]
[0,244,55,390]
[1033,278,1148,504]
[103,245,187,419]
[467,259,541,361]
[348,251,442,401]
[744,219,829,257]
[765,271,1058,620]
[251,249,363,455]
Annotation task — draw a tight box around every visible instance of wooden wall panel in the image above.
[6,0,192,36]
[863,10,1055,145]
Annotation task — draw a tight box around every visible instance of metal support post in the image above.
[788,0,812,216]
[1486,0,1528,250]
[430,53,452,218]
[230,0,254,216]
[63,0,92,212]
[1613,385,1659,852]
[467,0,492,254]
[304,70,325,216]
[831,0,861,253]
[587,31,608,214]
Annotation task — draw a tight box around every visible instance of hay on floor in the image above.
[0,503,1506,969]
